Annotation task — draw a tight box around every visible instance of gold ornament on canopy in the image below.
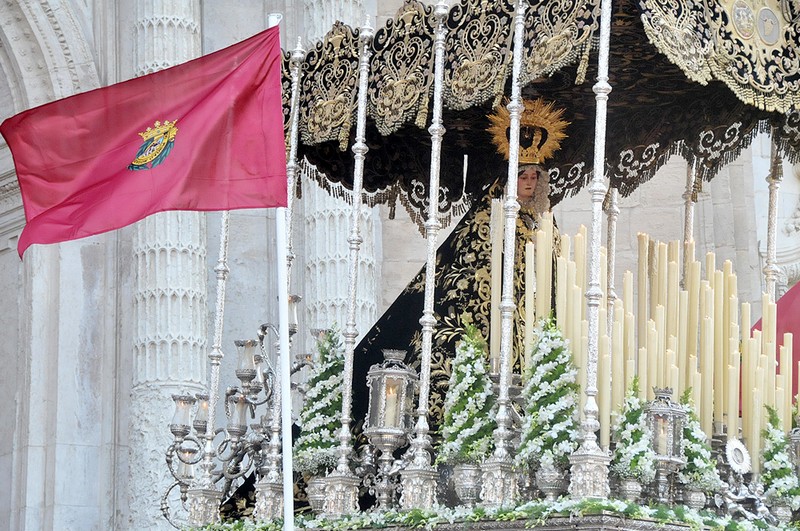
[487,98,569,165]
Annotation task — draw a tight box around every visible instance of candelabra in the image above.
[161,298,308,527]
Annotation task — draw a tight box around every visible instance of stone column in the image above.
[128,2,207,529]
[301,0,377,343]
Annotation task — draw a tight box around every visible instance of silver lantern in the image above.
[645,387,686,504]
[364,349,418,510]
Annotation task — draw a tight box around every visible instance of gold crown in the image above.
[487,98,568,165]
[139,120,178,141]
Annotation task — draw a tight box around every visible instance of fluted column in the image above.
[301,0,376,343]
[128,2,206,529]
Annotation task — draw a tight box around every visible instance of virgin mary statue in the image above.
[352,98,568,431]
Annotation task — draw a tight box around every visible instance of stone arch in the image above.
[0,0,99,116]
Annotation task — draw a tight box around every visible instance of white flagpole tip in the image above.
[267,13,283,29]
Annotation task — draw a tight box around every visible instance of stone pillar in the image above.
[128,2,207,529]
[301,0,377,343]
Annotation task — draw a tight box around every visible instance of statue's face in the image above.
[518,165,542,201]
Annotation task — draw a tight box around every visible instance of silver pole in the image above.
[682,159,696,287]
[765,136,783,301]
[481,0,526,508]
[186,211,230,526]
[284,37,304,275]
[568,0,612,500]
[400,0,449,510]
[325,17,374,518]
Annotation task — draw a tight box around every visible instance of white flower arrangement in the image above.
[437,324,496,465]
[611,376,657,484]
[677,391,722,492]
[515,317,579,470]
[293,328,344,476]
[761,405,800,510]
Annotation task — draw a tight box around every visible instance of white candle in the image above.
[575,228,587,321]
[535,231,546,323]
[524,240,536,374]
[638,347,648,401]
[714,270,725,429]
[384,384,399,428]
[600,338,611,449]
[638,233,650,353]
[728,363,739,440]
[490,199,503,373]
[556,256,567,330]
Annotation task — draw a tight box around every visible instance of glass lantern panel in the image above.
[238,342,257,371]
[172,397,193,426]
[384,377,402,428]
[368,380,383,428]
[655,415,669,456]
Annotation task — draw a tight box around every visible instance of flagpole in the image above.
[274,207,294,531]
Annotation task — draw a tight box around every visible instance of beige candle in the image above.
[669,364,680,397]
[600,338,611,449]
[625,311,636,370]
[612,308,624,411]
[535,232,546,323]
[666,343,677,393]
[599,308,608,352]
[686,261,701,363]
[648,321,658,399]
[572,284,582,370]
[556,256,567,330]
[543,213,554,311]
[705,251,716,281]
[566,261,577,347]
[714,270,725,429]
[626,358,636,394]
[655,305,666,388]
[623,270,634,318]
[580,322,589,416]
[777,386,787,434]
[667,260,679,343]
[575,227,587,321]
[668,240,679,265]
[524,240,536,375]
[678,291,689,390]
[638,346,649,401]
[692,371,706,434]
[701,317,714,434]
[751,390,762,475]
[638,233,650,349]
[728,364,739,439]
[489,199,503,373]
[765,346,776,410]
[658,242,668,310]
[562,233,572,262]
[781,339,792,432]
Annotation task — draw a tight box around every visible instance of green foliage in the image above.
[436,324,496,464]
[293,327,344,476]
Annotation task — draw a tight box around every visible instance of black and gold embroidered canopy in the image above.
[281,0,800,225]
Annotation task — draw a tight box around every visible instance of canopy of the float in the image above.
[281,0,800,225]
